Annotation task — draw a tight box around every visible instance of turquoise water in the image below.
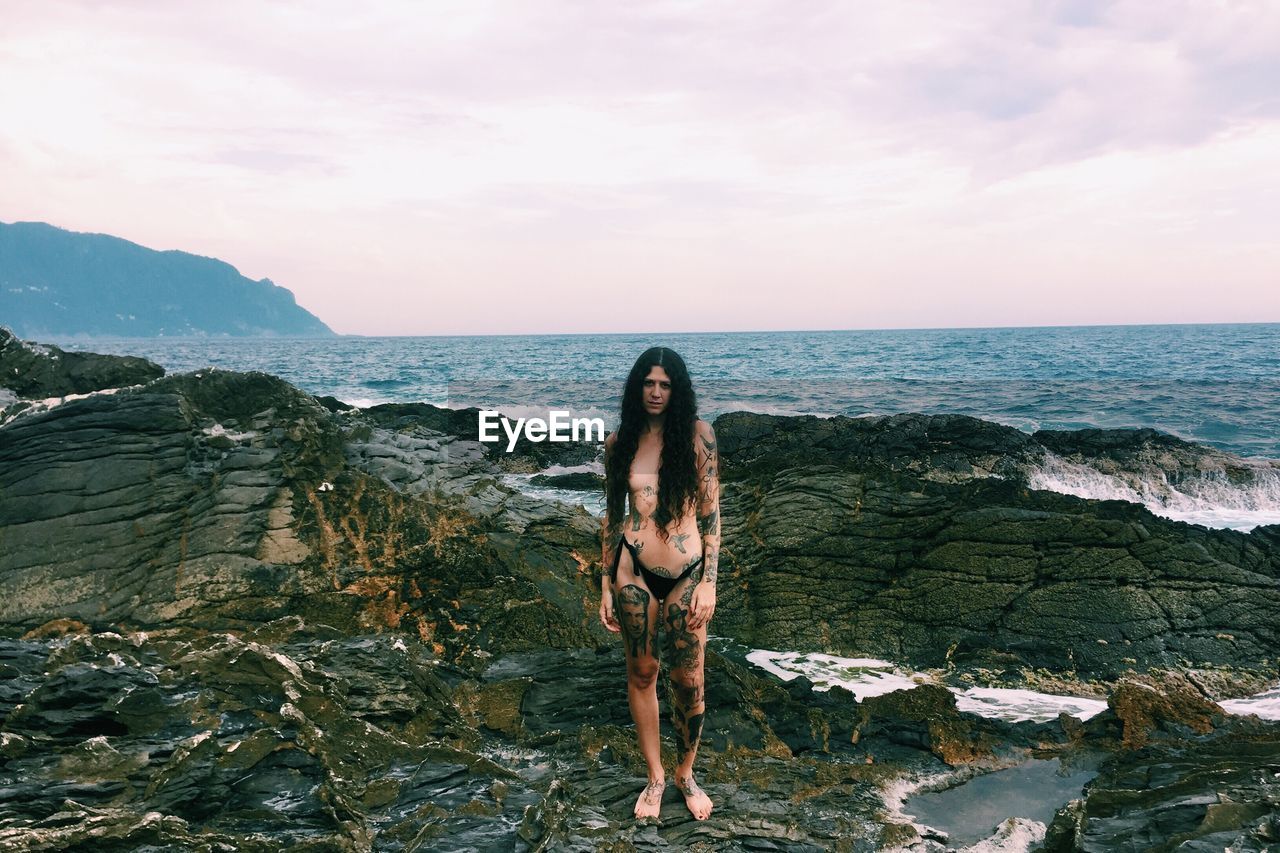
[52,324,1280,459]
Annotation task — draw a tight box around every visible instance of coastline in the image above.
[2,331,1279,850]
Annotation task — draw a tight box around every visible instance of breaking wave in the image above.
[1025,453,1280,532]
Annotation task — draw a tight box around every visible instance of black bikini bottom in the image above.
[615,537,702,601]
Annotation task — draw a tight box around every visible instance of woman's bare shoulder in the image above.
[694,419,716,441]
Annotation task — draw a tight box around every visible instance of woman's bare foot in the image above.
[675,772,713,820]
[634,779,665,820]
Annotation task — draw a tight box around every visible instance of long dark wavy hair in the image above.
[606,347,699,541]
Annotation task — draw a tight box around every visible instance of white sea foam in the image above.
[502,462,606,515]
[958,817,1047,853]
[748,649,1101,723]
[749,647,1279,724]
[718,402,840,419]
[337,396,381,409]
[1219,686,1280,720]
[745,650,924,701]
[501,474,605,516]
[1027,452,1280,532]
[16,338,54,356]
[955,687,1107,723]
[747,650,1095,725]
[535,461,604,476]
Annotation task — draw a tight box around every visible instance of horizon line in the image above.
[333,318,1280,337]
[33,318,1280,342]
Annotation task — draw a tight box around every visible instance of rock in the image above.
[0,366,599,659]
[0,368,345,631]
[854,685,1000,766]
[312,394,354,412]
[530,471,605,491]
[0,624,520,849]
[711,414,1280,679]
[1089,670,1225,750]
[0,325,164,399]
[1035,426,1280,486]
[0,626,1014,850]
[356,401,602,470]
[1043,721,1280,852]
[714,411,1044,484]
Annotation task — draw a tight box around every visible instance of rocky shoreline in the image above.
[2,328,1278,850]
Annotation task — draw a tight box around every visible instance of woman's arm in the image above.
[599,432,621,632]
[689,420,719,628]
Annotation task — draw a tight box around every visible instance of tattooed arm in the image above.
[689,420,720,629]
[599,432,621,633]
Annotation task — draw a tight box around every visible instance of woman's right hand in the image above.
[600,593,620,633]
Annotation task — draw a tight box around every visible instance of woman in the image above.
[599,346,720,821]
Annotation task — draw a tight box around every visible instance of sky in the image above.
[2,0,1278,335]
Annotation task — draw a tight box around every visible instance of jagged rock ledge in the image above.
[0,326,163,402]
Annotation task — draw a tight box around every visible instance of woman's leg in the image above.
[662,566,714,820]
[613,547,664,818]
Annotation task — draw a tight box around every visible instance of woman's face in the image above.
[641,365,672,415]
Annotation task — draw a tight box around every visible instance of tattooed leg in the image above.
[663,596,705,760]
[613,545,664,818]
[663,572,714,820]
[616,584,653,659]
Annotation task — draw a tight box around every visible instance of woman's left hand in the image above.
[688,583,716,629]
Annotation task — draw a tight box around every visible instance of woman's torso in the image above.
[625,432,702,578]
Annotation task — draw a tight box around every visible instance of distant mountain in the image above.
[0,221,335,338]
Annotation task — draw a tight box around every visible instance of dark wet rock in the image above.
[0,366,599,662]
[0,326,163,399]
[1041,721,1280,852]
[0,624,531,849]
[711,413,1280,679]
[3,626,1013,850]
[0,368,345,631]
[854,685,1003,766]
[359,400,490,438]
[451,645,917,850]
[313,393,355,412]
[715,411,1045,483]
[531,471,604,490]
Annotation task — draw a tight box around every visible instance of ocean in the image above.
[51,323,1280,531]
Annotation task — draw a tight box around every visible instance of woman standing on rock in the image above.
[599,346,720,822]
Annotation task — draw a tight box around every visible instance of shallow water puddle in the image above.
[904,758,1097,848]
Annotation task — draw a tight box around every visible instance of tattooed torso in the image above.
[624,437,702,579]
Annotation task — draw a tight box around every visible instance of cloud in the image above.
[0,0,1277,333]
